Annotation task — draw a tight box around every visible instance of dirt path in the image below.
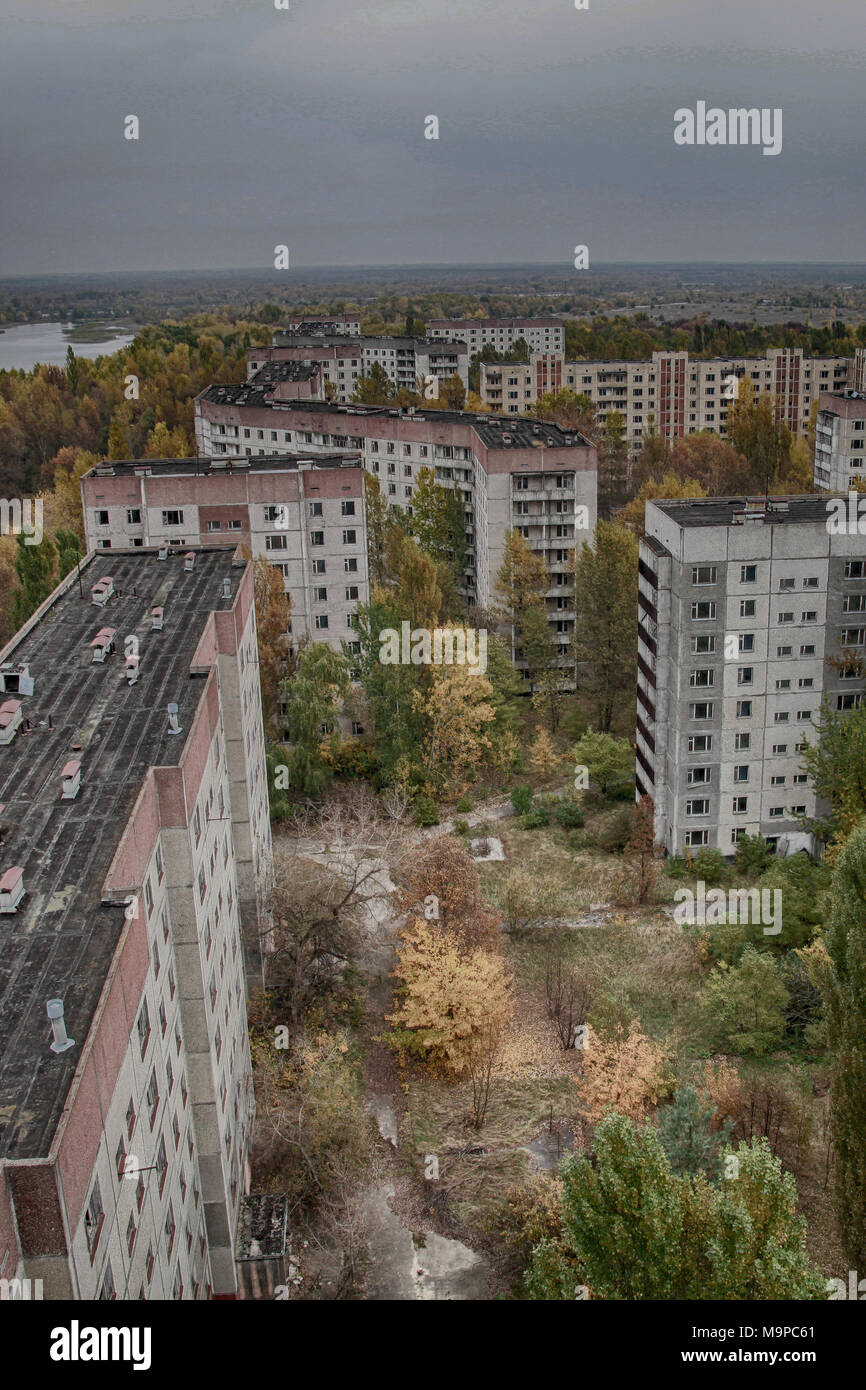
[292,826,496,1298]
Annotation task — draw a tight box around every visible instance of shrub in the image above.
[734,834,773,878]
[453,818,470,837]
[511,785,534,816]
[665,855,687,880]
[522,805,550,830]
[598,805,633,854]
[555,800,584,828]
[413,793,439,827]
[693,847,726,886]
[455,795,473,814]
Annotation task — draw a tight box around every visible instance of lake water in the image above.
[0,321,136,372]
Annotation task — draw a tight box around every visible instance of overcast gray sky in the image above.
[0,0,863,274]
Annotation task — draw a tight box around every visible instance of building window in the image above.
[85,1180,104,1258]
[684,829,709,847]
[99,1263,116,1301]
[732,796,748,814]
[691,635,715,654]
[147,1069,160,1126]
[161,510,184,527]
[165,1202,176,1259]
[737,667,753,685]
[740,565,757,583]
[315,615,329,630]
[689,702,714,721]
[137,1001,150,1058]
[738,633,754,653]
[342,529,357,544]
[686,767,710,785]
[341,500,356,516]
[734,732,750,751]
[687,734,712,752]
[692,566,717,586]
[736,700,752,718]
[265,535,288,551]
[310,531,325,546]
[685,799,710,817]
[733,766,749,783]
[691,602,716,621]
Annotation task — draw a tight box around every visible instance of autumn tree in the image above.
[572,729,635,800]
[632,413,670,489]
[617,473,708,538]
[279,642,351,795]
[598,409,629,515]
[571,522,638,732]
[12,531,56,628]
[351,361,392,405]
[529,728,558,778]
[824,822,866,1269]
[530,390,596,437]
[253,555,294,732]
[667,433,750,494]
[410,467,466,591]
[623,794,657,904]
[521,605,566,730]
[700,946,789,1056]
[727,381,793,491]
[493,528,550,659]
[526,1116,826,1301]
[799,697,866,845]
[576,1021,671,1123]
[388,917,512,1077]
[412,659,497,798]
[397,834,501,951]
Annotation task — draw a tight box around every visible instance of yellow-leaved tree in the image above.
[576,1021,671,1123]
[388,917,512,1126]
[412,657,496,797]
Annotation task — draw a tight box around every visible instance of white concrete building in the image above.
[814,389,866,491]
[481,347,851,451]
[637,496,866,856]
[251,332,469,402]
[0,549,270,1299]
[427,317,565,355]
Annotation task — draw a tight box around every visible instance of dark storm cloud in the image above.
[0,0,862,272]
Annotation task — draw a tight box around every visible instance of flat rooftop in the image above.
[86,452,362,480]
[248,361,319,386]
[196,392,593,451]
[0,548,243,1162]
[271,331,467,350]
[650,495,846,528]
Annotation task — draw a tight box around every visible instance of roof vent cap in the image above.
[47,998,75,1053]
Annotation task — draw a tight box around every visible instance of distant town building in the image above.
[481,347,851,451]
[191,395,596,669]
[250,332,469,402]
[279,313,361,336]
[0,549,270,1299]
[814,387,866,492]
[637,495,865,855]
[426,317,565,355]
